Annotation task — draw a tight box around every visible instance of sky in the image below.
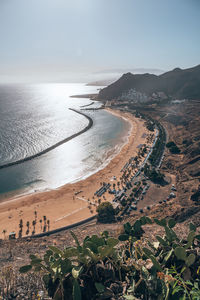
[0,0,200,83]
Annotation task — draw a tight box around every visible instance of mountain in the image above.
[93,67,164,75]
[98,65,200,100]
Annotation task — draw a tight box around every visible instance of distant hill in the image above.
[86,78,116,86]
[87,68,164,86]
[98,65,200,100]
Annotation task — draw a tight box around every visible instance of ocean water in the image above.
[0,83,130,199]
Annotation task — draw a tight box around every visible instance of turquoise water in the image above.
[0,83,130,198]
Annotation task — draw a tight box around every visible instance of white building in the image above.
[120,89,149,103]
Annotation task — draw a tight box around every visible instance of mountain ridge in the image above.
[98,64,200,100]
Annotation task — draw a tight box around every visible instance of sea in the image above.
[0,83,131,199]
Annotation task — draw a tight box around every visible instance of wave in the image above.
[67,116,132,185]
[0,109,93,170]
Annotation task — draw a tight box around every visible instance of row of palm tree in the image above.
[1,213,51,239]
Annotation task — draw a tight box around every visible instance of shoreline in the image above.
[0,107,131,203]
[0,109,149,239]
[70,93,98,99]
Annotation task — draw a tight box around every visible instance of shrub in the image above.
[191,189,200,203]
[144,164,164,184]
[145,120,155,132]
[96,202,115,223]
[166,141,176,148]
[169,145,181,154]
[121,198,127,207]
[118,217,200,299]
[166,141,181,154]
[20,216,200,300]
[20,230,120,300]
[19,217,200,300]
[182,139,192,146]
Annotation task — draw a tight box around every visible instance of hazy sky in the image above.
[0,0,199,82]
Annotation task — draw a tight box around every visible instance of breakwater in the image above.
[0,109,93,170]
[80,101,95,108]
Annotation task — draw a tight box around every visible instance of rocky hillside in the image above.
[98,64,200,100]
[130,98,200,212]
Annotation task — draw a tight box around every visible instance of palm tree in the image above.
[134,156,139,166]
[43,216,47,225]
[19,219,23,233]
[26,221,30,235]
[47,220,50,231]
[32,220,36,231]
[39,219,42,231]
[26,221,30,230]
[2,229,6,239]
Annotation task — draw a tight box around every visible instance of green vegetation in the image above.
[19,217,200,299]
[149,120,166,167]
[191,190,200,203]
[144,164,165,184]
[170,145,181,154]
[96,202,115,223]
[136,112,166,167]
[145,120,155,132]
[166,141,176,148]
[166,141,181,154]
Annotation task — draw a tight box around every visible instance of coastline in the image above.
[0,109,149,239]
[0,107,130,202]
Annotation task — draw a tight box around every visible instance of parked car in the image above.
[171,187,177,191]
[170,192,176,198]
[132,206,137,210]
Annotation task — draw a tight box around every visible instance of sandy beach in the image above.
[0,109,150,239]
